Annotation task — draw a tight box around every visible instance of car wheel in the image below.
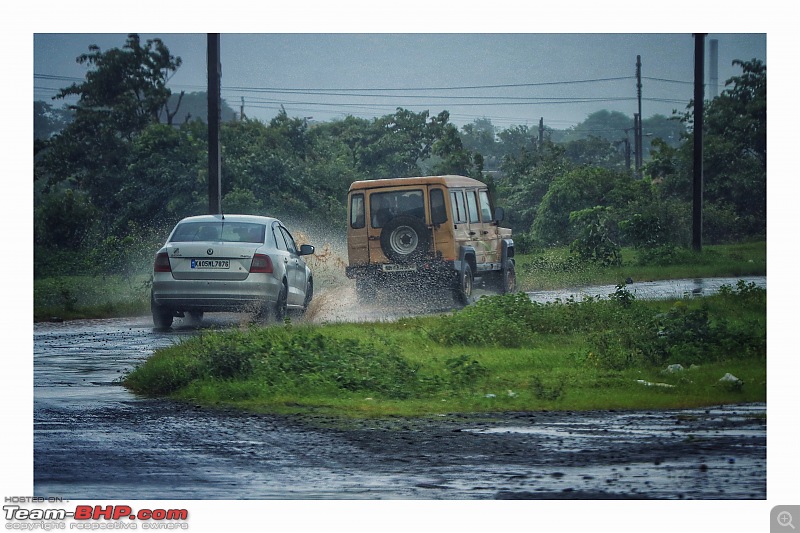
[301,279,313,314]
[274,280,288,322]
[151,293,173,329]
[502,260,517,294]
[456,263,474,305]
[380,215,430,263]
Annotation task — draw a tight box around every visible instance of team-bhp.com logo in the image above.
[4,504,189,530]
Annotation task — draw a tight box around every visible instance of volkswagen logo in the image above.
[207,248,214,255]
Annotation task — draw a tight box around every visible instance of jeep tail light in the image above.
[250,253,273,274]
[154,252,172,273]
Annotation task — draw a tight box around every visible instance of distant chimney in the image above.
[709,39,719,99]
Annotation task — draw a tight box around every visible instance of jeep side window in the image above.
[478,189,493,222]
[466,189,480,223]
[450,190,467,224]
[350,193,365,229]
[430,188,447,225]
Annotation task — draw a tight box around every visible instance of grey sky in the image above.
[34,33,766,129]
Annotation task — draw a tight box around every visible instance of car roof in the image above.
[176,214,280,225]
[348,175,487,192]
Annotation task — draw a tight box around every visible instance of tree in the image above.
[532,166,638,246]
[55,34,183,136]
[36,34,185,221]
[430,123,483,178]
[460,118,499,170]
[34,101,73,141]
[645,58,766,241]
[159,91,236,124]
[563,136,625,170]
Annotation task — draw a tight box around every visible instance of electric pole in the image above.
[692,33,706,252]
[635,55,643,177]
[538,117,544,149]
[207,33,222,215]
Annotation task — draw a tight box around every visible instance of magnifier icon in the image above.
[778,511,796,530]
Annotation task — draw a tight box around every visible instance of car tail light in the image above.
[250,253,273,274]
[153,252,171,273]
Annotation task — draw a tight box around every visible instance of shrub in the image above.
[568,206,622,267]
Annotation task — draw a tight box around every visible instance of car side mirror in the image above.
[493,207,505,223]
[299,244,315,256]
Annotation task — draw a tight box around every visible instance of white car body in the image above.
[151,214,314,328]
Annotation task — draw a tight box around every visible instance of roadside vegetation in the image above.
[33,241,765,321]
[124,281,766,417]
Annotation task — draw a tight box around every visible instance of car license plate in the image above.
[191,259,230,269]
[382,263,417,273]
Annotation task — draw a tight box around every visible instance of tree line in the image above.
[34,34,766,277]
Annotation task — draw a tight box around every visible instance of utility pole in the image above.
[692,33,706,252]
[635,55,643,177]
[538,117,544,149]
[634,113,641,177]
[240,97,246,121]
[207,33,222,215]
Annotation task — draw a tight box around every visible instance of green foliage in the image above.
[125,284,766,416]
[568,206,622,266]
[445,355,488,389]
[585,282,766,370]
[127,326,421,400]
[34,188,98,247]
[529,376,566,401]
[531,167,635,246]
[430,293,539,348]
[644,59,766,242]
[55,34,182,133]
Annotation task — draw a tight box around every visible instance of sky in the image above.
[33,33,766,129]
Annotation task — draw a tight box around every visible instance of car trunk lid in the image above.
[163,242,262,281]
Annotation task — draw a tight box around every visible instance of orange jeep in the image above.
[345,175,515,302]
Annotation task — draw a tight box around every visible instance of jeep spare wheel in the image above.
[380,215,430,263]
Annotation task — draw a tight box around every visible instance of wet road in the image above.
[33,277,767,499]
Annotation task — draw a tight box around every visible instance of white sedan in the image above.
[150,214,314,328]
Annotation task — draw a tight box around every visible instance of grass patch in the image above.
[516,241,765,291]
[34,274,151,321]
[124,281,766,417]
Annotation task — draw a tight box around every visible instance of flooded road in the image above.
[33,277,766,499]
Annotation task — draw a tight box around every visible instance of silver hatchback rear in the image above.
[151,214,314,328]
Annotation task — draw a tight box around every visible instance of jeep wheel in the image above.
[456,263,474,305]
[502,259,517,294]
[380,215,430,263]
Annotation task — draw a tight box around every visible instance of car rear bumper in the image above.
[152,275,281,311]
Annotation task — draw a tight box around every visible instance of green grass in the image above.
[33,274,151,321]
[124,283,767,418]
[516,241,766,291]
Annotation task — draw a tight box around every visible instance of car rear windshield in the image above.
[169,222,266,243]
